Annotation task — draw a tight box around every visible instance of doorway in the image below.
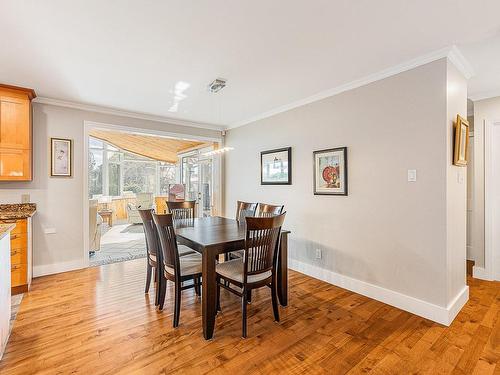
[483,120,500,280]
[83,121,222,268]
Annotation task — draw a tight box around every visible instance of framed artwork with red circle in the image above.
[313,147,348,195]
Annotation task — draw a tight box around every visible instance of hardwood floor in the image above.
[0,259,499,374]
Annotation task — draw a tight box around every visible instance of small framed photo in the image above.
[313,147,348,195]
[261,147,292,185]
[453,115,469,167]
[50,138,72,177]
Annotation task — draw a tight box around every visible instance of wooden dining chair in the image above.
[166,200,196,222]
[138,209,161,305]
[236,201,258,222]
[152,213,202,328]
[258,203,284,217]
[215,212,286,338]
[139,209,195,306]
[228,201,258,261]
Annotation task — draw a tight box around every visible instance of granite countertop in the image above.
[0,203,37,220]
[0,223,16,241]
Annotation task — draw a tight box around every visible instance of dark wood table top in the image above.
[175,216,290,248]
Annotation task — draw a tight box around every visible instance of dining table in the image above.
[175,216,290,340]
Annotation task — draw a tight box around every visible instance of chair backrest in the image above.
[166,200,196,222]
[243,212,286,282]
[136,193,154,209]
[152,213,180,277]
[258,203,284,217]
[236,201,258,222]
[138,209,159,260]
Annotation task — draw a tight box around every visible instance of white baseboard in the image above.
[289,259,468,326]
[472,265,492,281]
[33,259,86,278]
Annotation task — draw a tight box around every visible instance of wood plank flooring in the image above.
[0,258,499,374]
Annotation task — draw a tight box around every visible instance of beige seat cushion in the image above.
[165,252,202,276]
[229,249,244,258]
[216,259,272,284]
[178,245,196,257]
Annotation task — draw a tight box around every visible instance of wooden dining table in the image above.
[175,216,290,340]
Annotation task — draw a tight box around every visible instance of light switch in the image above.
[407,169,417,182]
[457,170,464,184]
[44,228,56,234]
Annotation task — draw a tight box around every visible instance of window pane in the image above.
[89,137,103,149]
[159,162,176,195]
[107,151,121,196]
[123,152,150,161]
[123,161,156,194]
[89,149,103,198]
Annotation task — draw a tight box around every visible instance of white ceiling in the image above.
[1,0,500,128]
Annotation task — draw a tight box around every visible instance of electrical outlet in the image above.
[315,249,322,259]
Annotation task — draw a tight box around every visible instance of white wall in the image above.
[0,103,220,276]
[445,60,468,305]
[224,59,468,324]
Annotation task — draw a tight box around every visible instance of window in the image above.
[107,151,121,196]
[88,136,178,197]
[159,162,176,195]
[123,158,157,194]
[88,148,103,197]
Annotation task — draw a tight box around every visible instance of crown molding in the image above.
[447,45,475,80]
[229,45,474,129]
[469,88,500,102]
[33,97,225,132]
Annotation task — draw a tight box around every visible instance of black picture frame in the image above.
[260,147,292,185]
[313,147,348,196]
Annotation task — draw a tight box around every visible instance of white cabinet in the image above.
[0,231,12,360]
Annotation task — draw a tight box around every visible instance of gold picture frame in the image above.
[453,115,469,167]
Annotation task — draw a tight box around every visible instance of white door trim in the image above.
[82,120,222,268]
[477,119,500,280]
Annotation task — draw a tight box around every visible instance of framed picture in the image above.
[261,147,292,185]
[453,115,469,167]
[313,147,348,195]
[168,183,186,201]
[50,138,72,177]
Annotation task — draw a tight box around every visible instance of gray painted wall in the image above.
[224,59,467,308]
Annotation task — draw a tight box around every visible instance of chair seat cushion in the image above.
[165,252,202,276]
[178,245,196,257]
[216,259,272,284]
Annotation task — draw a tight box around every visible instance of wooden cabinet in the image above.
[0,84,36,181]
[0,218,31,294]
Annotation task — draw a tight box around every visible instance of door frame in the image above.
[82,120,222,268]
[478,119,500,280]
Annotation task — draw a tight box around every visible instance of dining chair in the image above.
[152,212,202,328]
[139,209,195,306]
[166,200,196,222]
[236,201,258,222]
[228,201,258,261]
[258,203,284,217]
[215,212,286,338]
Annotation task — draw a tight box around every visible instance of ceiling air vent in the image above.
[208,78,227,93]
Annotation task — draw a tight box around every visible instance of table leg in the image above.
[277,232,289,306]
[202,246,217,340]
